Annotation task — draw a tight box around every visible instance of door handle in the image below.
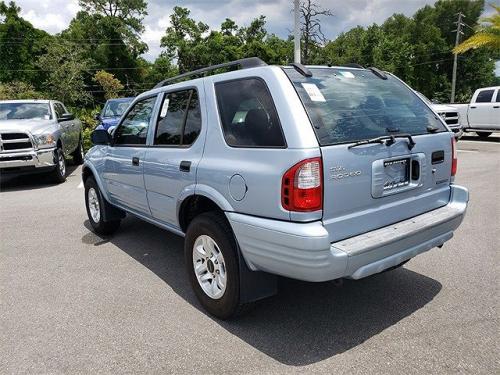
[494,106,499,108]
[132,156,140,166]
[179,160,191,172]
[470,106,476,109]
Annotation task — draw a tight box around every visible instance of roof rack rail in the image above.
[290,62,312,77]
[341,63,364,69]
[153,57,267,89]
[368,66,388,80]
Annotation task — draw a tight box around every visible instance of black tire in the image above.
[476,132,492,138]
[184,211,242,319]
[84,176,121,235]
[72,136,84,165]
[49,147,66,183]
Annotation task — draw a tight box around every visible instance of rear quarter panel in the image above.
[197,67,321,221]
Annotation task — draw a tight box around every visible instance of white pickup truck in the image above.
[450,86,500,138]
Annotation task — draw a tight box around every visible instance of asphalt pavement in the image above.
[1,135,498,374]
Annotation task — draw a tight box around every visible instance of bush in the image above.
[69,107,101,151]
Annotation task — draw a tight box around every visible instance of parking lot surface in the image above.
[1,135,498,374]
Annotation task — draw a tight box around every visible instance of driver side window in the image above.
[114,96,157,145]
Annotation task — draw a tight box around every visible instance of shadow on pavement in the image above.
[0,165,78,192]
[83,216,442,366]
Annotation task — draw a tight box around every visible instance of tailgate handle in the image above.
[431,150,445,164]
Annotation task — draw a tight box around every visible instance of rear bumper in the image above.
[227,184,469,282]
[0,148,56,171]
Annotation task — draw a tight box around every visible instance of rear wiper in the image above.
[348,135,394,149]
[348,134,416,150]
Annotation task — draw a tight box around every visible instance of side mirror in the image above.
[59,113,75,121]
[91,129,112,145]
[95,113,101,121]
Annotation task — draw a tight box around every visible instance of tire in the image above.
[84,176,121,235]
[184,211,242,319]
[72,136,84,165]
[49,147,66,183]
[476,132,492,138]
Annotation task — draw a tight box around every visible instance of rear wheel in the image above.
[184,211,241,319]
[49,147,66,183]
[476,132,492,138]
[84,177,121,235]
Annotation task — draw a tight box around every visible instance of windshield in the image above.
[0,103,52,120]
[102,99,133,118]
[284,68,446,146]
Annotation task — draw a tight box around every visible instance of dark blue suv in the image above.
[96,97,134,130]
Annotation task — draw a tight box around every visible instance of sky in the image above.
[15,0,500,75]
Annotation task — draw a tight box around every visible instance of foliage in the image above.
[321,0,496,101]
[36,38,93,106]
[0,0,497,112]
[0,81,45,100]
[93,70,124,100]
[0,1,52,86]
[70,106,101,151]
[454,4,500,53]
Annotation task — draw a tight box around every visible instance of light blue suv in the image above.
[83,58,469,319]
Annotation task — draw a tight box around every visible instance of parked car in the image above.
[82,58,469,319]
[416,92,461,137]
[0,100,83,182]
[96,97,134,131]
[448,86,500,138]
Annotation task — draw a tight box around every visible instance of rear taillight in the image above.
[282,157,323,212]
[451,137,458,176]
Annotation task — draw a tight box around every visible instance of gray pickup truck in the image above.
[83,58,469,319]
[0,100,84,182]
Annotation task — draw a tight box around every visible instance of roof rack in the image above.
[341,63,364,69]
[153,57,267,89]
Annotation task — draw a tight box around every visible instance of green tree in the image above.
[160,6,209,72]
[37,38,93,105]
[0,1,51,85]
[93,70,124,99]
[0,81,45,99]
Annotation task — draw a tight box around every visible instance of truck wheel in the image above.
[84,176,121,235]
[184,211,242,319]
[72,136,84,165]
[476,132,492,138]
[49,147,66,183]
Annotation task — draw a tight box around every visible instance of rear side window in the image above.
[475,89,494,103]
[496,90,500,102]
[215,78,285,148]
[154,89,201,146]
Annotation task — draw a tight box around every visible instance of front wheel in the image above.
[84,177,121,235]
[49,147,66,183]
[476,132,492,138]
[184,212,241,319]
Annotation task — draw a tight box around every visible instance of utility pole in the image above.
[294,0,301,63]
[451,12,465,103]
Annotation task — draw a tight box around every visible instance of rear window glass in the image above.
[284,68,446,146]
[475,89,494,103]
[215,78,285,148]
